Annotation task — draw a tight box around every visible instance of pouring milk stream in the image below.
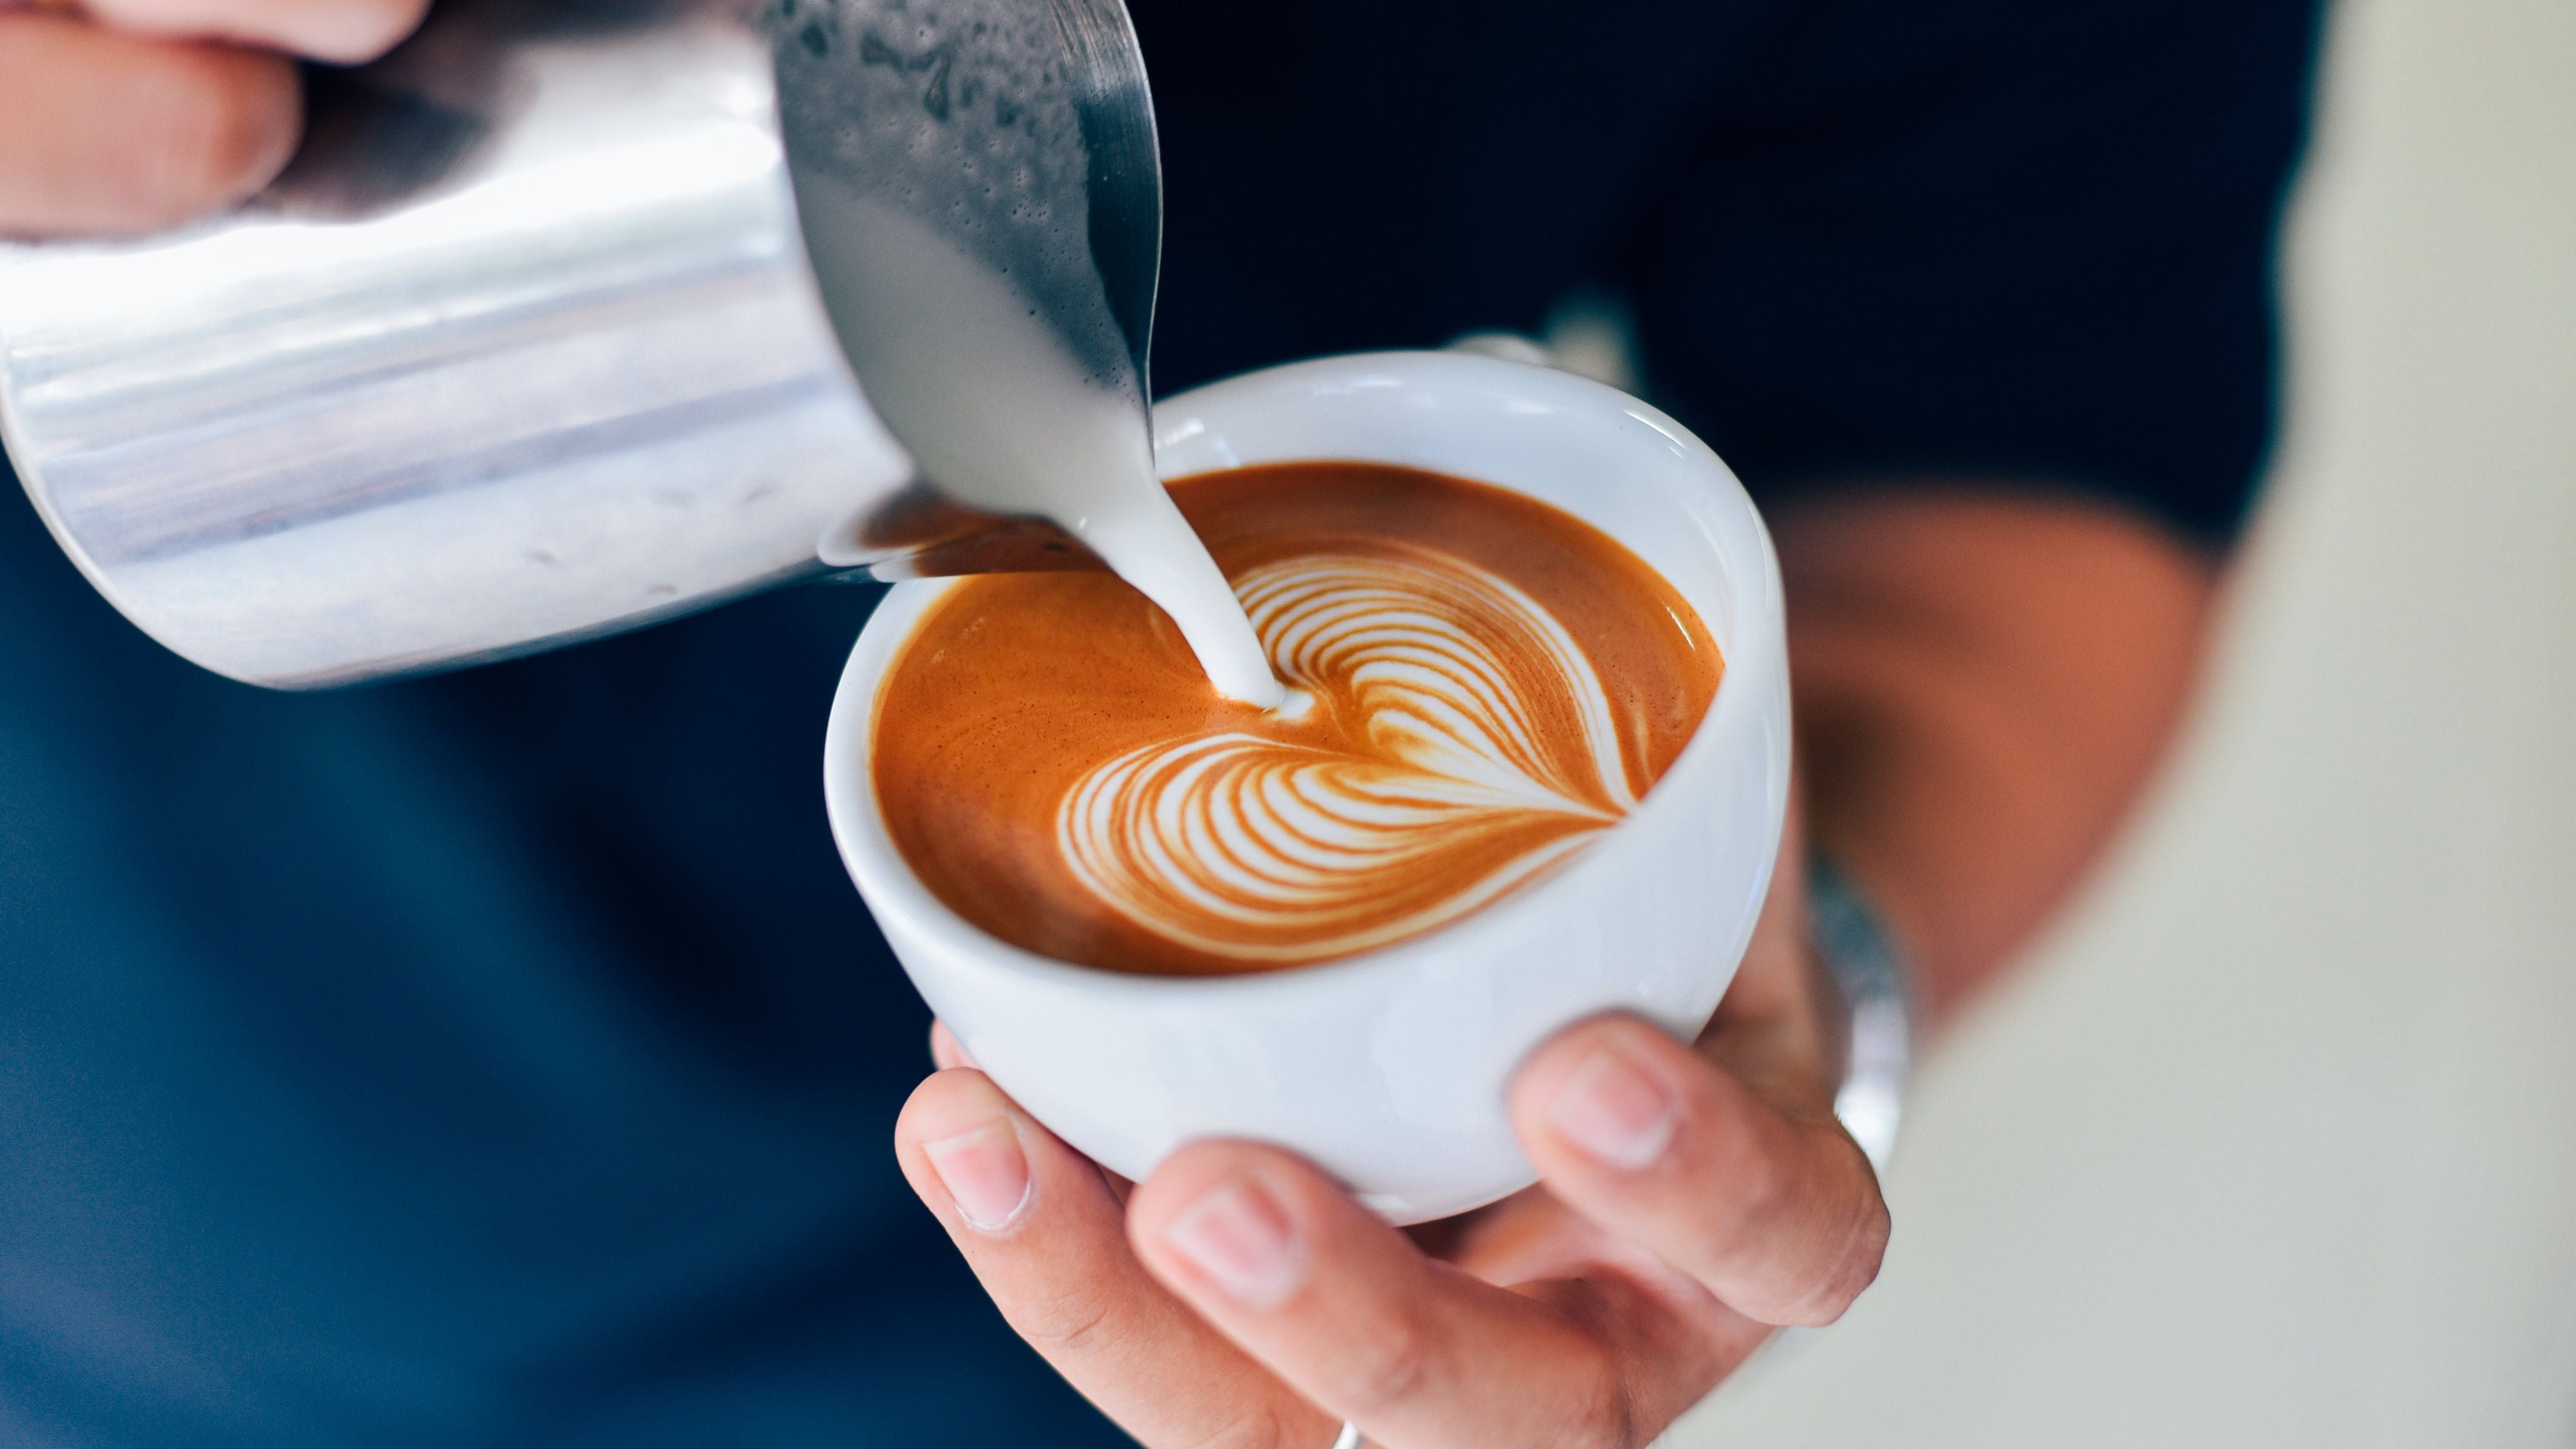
[777,0,1285,707]
[794,184,1282,706]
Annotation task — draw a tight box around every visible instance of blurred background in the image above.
[3,0,2567,1438]
[1668,0,2576,1440]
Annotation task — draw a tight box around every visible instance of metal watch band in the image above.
[1808,856,1915,1171]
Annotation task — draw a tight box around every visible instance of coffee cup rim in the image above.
[823,349,1786,1004]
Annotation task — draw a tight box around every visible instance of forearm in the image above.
[1777,487,2221,1031]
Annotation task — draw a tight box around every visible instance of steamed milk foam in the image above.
[772,0,1280,705]
[797,180,1283,706]
[872,462,1722,975]
[1056,547,1641,962]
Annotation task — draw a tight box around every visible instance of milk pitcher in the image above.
[0,0,1160,688]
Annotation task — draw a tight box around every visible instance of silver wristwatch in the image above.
[1808,857,1914,1171]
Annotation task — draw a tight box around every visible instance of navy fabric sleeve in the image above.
[1625,0,2326,543]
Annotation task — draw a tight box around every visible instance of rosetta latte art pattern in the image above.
[1057,550,1644,963]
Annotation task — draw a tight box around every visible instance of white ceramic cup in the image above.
[823,350,1790,1223]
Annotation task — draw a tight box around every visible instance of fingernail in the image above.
[1162,1174,1307,1309]
[923,1119,1033,1233]
[1548,1040,1679,1170]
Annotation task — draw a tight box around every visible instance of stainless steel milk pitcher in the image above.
[0,0,1161,687]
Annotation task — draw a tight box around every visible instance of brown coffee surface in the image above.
[870,462,1721,975]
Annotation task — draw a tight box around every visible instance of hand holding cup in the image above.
[840,352,1876,1443]
[897,836,1889,1449]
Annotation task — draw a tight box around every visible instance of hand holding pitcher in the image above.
[0,0,426,235]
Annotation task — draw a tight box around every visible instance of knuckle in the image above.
[1712,1140,1794,1243]
[1774,1146,1892,1326]
[1677,1117,1892,1326]
[1314,1310,1440,1417]
[1804,1188,1894,1324]
[1177,1403,1302,1449]
[1566,1380,1645,1449]
[1004,1283,1118,1360]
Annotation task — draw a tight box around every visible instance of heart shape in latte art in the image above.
[1057,548,1646,964]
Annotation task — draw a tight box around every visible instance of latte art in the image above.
[869,462,1718,975]
[1058,553,1638,962]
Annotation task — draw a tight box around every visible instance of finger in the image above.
[1509,1013,1888,1327]
[1128,1141,1716,1449]
[896,1070,1336,1449]
[78,0,430,64]
[0,13,297,235]
[928,1019,974,1070]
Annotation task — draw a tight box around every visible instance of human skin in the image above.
[897,493,2214,1448]
[0,0,427,236]
[0,18,2218,1441]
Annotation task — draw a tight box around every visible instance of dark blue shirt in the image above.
[0,0,2319,1441]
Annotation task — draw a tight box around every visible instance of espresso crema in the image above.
[871,463,1721,975]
